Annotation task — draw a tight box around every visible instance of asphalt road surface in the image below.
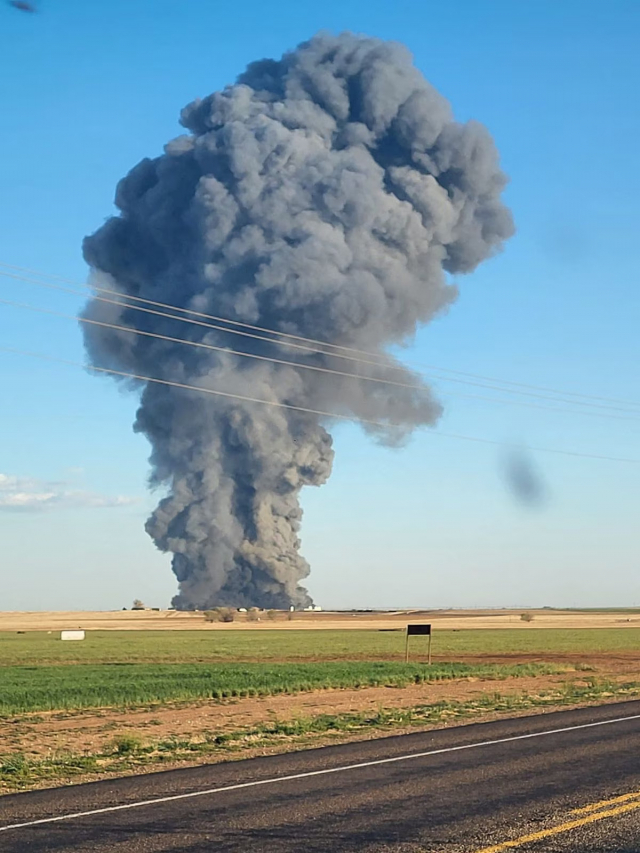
[2,700,640,852]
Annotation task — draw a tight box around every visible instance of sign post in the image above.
[405,623,432,664]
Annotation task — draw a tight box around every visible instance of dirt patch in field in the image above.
[4,668,636,761]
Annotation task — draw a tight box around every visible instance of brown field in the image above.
[3,607,640,632]
[0,673,588,761]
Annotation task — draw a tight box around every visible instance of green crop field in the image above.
[0,629,633,716]
[0,628,638,667]
[0,661,565,715]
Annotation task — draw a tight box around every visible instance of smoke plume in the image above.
[81,32,514,609]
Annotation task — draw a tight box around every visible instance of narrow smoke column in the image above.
[81,32,514,609]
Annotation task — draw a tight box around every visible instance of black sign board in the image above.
[407,623,431,636]
[405,623,432,663]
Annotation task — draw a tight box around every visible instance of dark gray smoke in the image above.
[81,32,514,609]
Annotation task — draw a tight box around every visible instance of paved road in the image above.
[2,701,640,852]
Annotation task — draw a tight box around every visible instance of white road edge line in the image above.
[2,712,640,833]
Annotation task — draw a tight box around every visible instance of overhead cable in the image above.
[1,265,639,415]
[1,343,639,464]
[3,294,640,424]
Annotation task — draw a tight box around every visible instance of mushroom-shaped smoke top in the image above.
[81,32,514,610]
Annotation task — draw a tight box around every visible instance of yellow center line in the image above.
[471,799,640,853]
[570,788,640,815]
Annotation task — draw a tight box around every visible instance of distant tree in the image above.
[203,608,235,623]
[247,608,260,622]
[132,599,145,611]
[520,612,534,623]
[266,609,278,621]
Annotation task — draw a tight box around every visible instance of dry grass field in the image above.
[3,607,640,632]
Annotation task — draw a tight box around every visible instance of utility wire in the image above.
[0,261,627,405]
[1,343,638,464]
[3,295,640,424]
[2,260,639,411]
[2,265,639,415]
[0,296,424,392]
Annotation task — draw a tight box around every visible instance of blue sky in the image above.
[1,0,638,610]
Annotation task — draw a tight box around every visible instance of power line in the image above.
[4,266,638,414]
[1,343,639,464]
[2,265,639,416]
[0,296,425,392]
[3,294,640,424]
[0,344,424,430]
[0,262,391,361]
[0,261,640,406]
[0,269,418,373]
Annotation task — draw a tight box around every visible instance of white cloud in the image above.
[0,474,137,512]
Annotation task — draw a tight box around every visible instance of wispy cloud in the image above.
[0,474,137,512]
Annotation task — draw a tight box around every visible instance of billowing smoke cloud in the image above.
[81,32,514,609]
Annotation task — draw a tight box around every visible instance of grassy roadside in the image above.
[0,661,566,715]
[2,679,639,793]
[2,628,640,665]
